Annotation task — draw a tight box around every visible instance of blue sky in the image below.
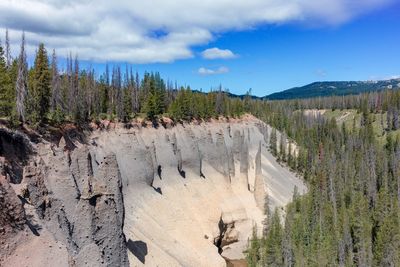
[1,0,400,96]
[137,2,400,96]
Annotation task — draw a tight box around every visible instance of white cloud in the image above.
[315,69,327,77]
[198,66,229,75]
[0,0,394,63]
[388,75,400,80]
[201,47,237,59]
[368,74,400,81]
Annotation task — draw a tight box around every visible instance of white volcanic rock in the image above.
[1,115,306,266]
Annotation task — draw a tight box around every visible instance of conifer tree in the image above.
[15,32,27,122]
[279,133,286,162]
[66,53,74,115]
[287,141,293,168]
[50,49,62,112]
[0,40,13,117]
[215,86,224,115]
[246,226,261,266]
[31,43,51,122]
[99,73,108,114]
[71,55,80,121]
[270,128,278,156]
[264,208,283,266]
[142,74,165,119]
[135,71,140,112]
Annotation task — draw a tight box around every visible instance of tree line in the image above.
[0,31,248,126]
[246,91,400,266]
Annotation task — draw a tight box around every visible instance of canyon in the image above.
[0,115,306,266]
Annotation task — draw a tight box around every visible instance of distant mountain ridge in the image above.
[264,78,400,100]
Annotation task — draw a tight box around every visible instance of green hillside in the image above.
[266,79,400,100]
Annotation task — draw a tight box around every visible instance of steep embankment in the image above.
[0,115,305,266]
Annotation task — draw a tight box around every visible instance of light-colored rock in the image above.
[1,115,306,267]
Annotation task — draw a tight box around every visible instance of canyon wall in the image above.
[0,115,306,266]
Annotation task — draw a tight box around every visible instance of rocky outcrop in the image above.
[256,122,269,144]
[239,132,249,187]
[0,175,26,235]
[232,130,242,155]
[22,145,129,267]
[214,215,239,254]
[254,142,266,209]
[0,128,33,183]
[215,131,231,180]
[1,116,306,267]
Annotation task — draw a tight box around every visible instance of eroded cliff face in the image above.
[0,115,306,267]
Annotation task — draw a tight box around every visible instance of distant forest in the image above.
[247,90,400,266]
[0,31,249,126]
[265,80,400,100]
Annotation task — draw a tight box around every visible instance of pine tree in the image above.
[77,69,89,122]
[15,32,27,122]
[287,141,294,169]
[279,133,286,162]
[99,73,108,114]
[264,208,284,266]
[374,198,400,266]
[350,193,373,266]
[135,71,140,112]
[246,225,261,267]
[31,43,51,122]
[270,128,278,156]
[66,53,74,115]
[114,66,125,121]
[71,55,80,121]
[128,66,136,115]
[215,86,224,116]
[0,39,13,117]
[50,49,62,113]
[392,108,399,130]
[142,74,165,119]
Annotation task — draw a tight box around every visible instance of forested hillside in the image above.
[246,90,400,266]
[0,32,248,127]
[265,80,400,100]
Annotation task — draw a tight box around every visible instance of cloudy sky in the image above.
[1,0,399,95]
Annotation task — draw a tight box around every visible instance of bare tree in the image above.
[328,153,338,226]
[73,55,79,118]
[15,32,27,122]
[50,49,62,111]
[387,107,392,130]
[135,71,140,112]
[393,108,399,130]
[5,29,11,68]
[215,85,224,115]
[130,66,138,113]
[67,53,74,114]
[89,68,99,116]
[114,66,123,120]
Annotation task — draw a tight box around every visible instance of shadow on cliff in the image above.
[127,239,148,264]
[0,128,33,183]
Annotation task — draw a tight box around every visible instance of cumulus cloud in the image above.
[0,0,394,63]
[201,48,237,59]
[198,66,229,75]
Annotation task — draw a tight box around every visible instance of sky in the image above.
[0,0,399,96]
